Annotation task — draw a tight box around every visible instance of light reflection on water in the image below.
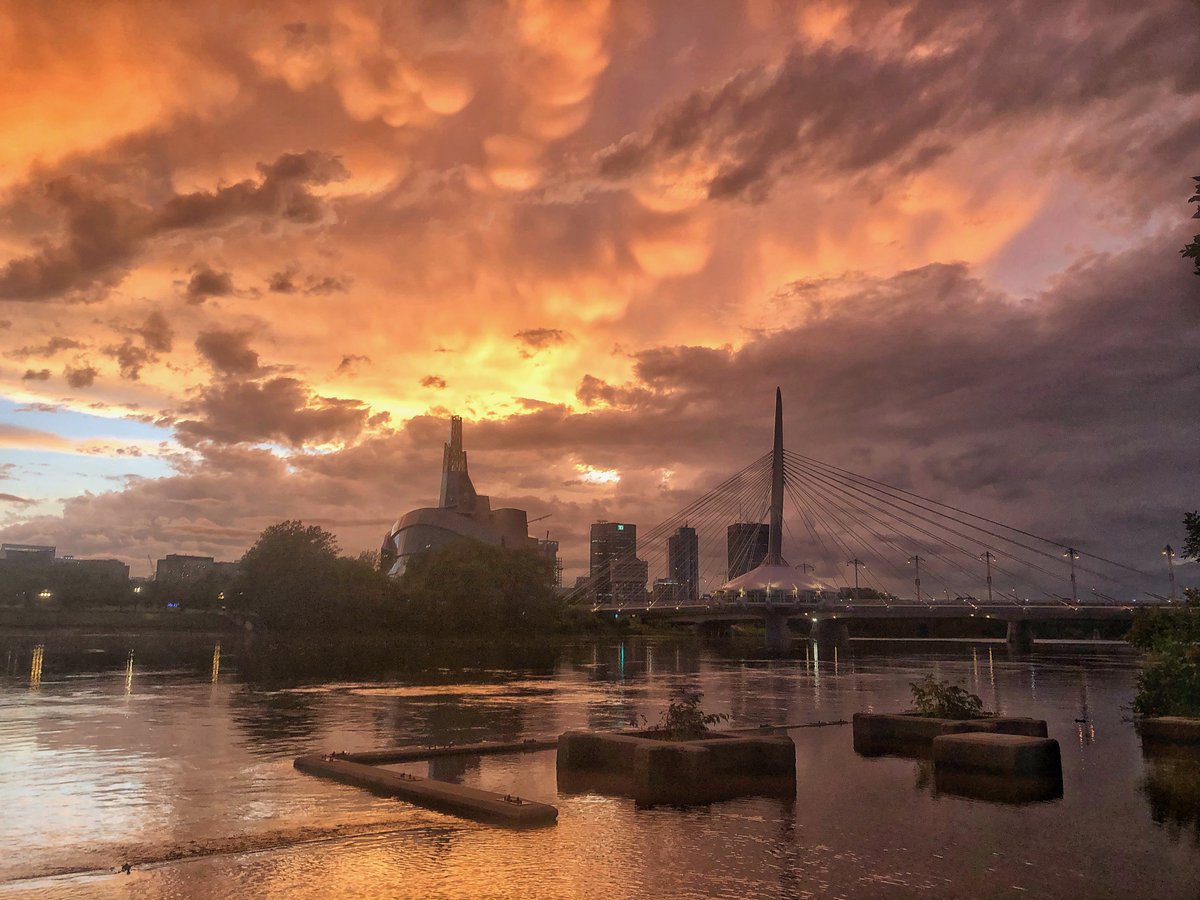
[0,633,1198,898]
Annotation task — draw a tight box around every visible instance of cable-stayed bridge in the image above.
[569,389,1174,649]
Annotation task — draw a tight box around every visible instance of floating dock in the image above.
[294,739,559,828]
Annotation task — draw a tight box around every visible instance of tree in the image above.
[397,539,560,635]
[1128,510,1200,717]
[236,520,396,629]
[1183,510,1200,563]
[1183,176,1200,276]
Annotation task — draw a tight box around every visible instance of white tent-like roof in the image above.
[719,563,824,594]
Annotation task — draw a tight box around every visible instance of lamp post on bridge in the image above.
[1163,544,1178,602]
[981,551,995,604]
[846,558,865,600]
[907,555,925,603]
[1064,548,1080,604]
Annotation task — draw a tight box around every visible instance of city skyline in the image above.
[0,1,1197,581]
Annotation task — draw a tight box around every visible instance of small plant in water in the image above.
[652,689,730,741]
[909,675,986,720]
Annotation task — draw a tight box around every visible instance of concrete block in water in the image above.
[932,732,1062,778]
[557,730,645,772]
[1138,716,1200,745]
[294,753,557,827]
[557,729,796,806]
[933,768,1063,804]
[963,717,1048,737]
[853,713,1049,757]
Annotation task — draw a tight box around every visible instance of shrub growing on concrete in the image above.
[651,689,729,741]
[909,675,985,719]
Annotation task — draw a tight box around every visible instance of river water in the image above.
[1,631,1197,898]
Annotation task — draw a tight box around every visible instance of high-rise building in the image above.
[667,525,699,600]
[727,523,769,580]
[609,557,649,607]
[589,521,638,605]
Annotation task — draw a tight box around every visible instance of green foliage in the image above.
[397,539,561,635]
[1183,176,1200,276]
[236,520,398,629]
[1129,587,1200,718]
[1183,511,1200,562]
[909,675,985,719]
[650,688,730,741]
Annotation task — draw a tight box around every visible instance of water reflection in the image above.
[2,634,1199,897]
[1142,742,1200,845]
[29,643,44,688]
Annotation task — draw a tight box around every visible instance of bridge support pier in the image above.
[1006,620,1035,649]
[810,618,850,647]
[764,611,792,653]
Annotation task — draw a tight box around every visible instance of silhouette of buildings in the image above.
[154,554,237,585]
[668,525,699,601]
[727,523,769,580]
[380,416,542,576]
[589,522,646,605]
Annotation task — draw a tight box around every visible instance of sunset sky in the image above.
[1,0,1197,582]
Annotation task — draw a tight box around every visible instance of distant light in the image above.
[37,590,52,600]
[167,602,180,609]
[576,464,620,486]
[133,586,142,594]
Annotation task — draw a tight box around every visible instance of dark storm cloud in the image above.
[303,274,351,295]
[335,354,370,374]
[104,338,152,380]
[5,336,85,359]
[184,266,235,303]
[515,327,570,357]
[268,269,298,293]
[0,151,347,302]
[64,364,98,388]
[194,329,263,376]
[421,375,447,389]
[175,376,371,447]
[267,268,350,295]
[21,369,51,381]
[136,310,174,353]
[597,1,1198,202]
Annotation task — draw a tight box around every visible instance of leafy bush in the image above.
[1129,588,1200,718]
[650,689,729,741]
[908,675,985,719]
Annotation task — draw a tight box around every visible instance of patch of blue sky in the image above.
[0,447,173,510]
[0,397,167,443]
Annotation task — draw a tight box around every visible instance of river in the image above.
[1,631,1197,898]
